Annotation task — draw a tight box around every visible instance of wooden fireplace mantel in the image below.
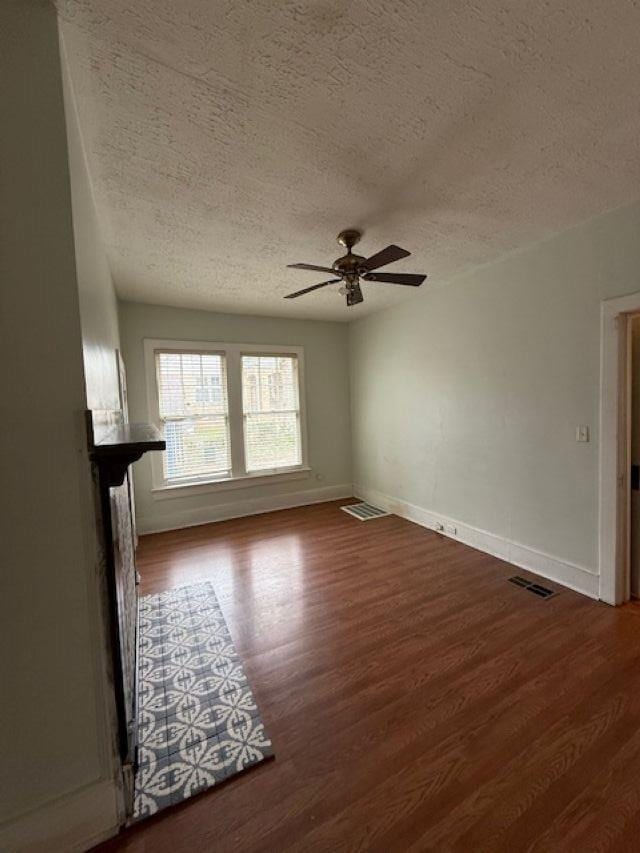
[87,409,165,783]
[89,421,165,487]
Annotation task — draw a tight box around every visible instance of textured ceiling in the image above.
[57,0,640,322]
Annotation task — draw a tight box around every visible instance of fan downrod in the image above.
[336,229,362,252]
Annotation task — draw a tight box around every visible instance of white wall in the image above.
[0,3,119,849]
[350,201,640,598]
[119,301,353,532]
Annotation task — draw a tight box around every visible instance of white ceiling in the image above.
[57,0,640,322]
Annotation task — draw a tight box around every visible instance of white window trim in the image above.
[144,338,310,497]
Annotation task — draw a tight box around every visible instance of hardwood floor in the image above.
[97,500,640,852]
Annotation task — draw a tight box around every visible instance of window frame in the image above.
[144,339,310,497]
[155,347,232,485]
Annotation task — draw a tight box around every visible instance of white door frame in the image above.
[598,290,640,604]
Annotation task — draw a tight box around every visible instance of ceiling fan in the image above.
[284,229,427,306]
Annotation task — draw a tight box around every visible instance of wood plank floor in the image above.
[97,500,640,852]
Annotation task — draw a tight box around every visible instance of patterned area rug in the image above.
[134,582,273,820]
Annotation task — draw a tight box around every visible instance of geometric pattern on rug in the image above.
[133,581,273,820]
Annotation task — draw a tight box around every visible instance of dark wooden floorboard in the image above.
[96,500,640,852]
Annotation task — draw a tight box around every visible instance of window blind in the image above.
[241,354,301,472]
[155,351,230,482]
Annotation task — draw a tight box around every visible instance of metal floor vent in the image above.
[508,575,556,598]
[341,502,390,521]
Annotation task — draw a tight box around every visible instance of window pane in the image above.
[242,354,302,472]
[241,355,299,414]
[163,416,230,481]
[156,351,227,419]
[244,412,301,471]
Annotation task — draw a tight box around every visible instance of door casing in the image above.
[598,291,640,604]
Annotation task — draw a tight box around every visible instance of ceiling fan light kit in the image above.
[285,229,427,306]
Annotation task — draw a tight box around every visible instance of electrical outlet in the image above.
[445,523,457,536]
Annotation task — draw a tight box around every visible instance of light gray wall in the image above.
[350,201,640,582]
[0,1,118,846]
[61,38,121,412]
[119,301,352,532]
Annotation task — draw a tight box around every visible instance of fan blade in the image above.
[362,272,426,286]
[360,244,410,272]
[346,282,364,306]
[287,262,338,275]
[284,279,340,299]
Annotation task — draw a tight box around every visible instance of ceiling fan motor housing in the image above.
[332,253,366,275]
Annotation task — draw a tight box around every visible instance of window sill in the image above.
[151,466,312,500]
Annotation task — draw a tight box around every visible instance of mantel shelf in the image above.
[92,422,165,455]
[89,421,165,487]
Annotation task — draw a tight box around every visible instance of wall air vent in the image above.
[508,575,556,598]
[341,502,390,521]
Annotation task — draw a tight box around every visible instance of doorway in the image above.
[599,290,640,604]
[630,317,640,597]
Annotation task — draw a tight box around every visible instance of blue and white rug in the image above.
[134,582,273,819]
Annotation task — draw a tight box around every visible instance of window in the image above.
[155,351,230,483]
[146,340,307,492]
[242,355,301,472]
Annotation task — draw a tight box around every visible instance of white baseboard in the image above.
[137,483,354,534]
[354,483,600,600]
[0,778,119,853]
[137,478,600,600]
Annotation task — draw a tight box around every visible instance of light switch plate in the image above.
[576,425,590,442]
